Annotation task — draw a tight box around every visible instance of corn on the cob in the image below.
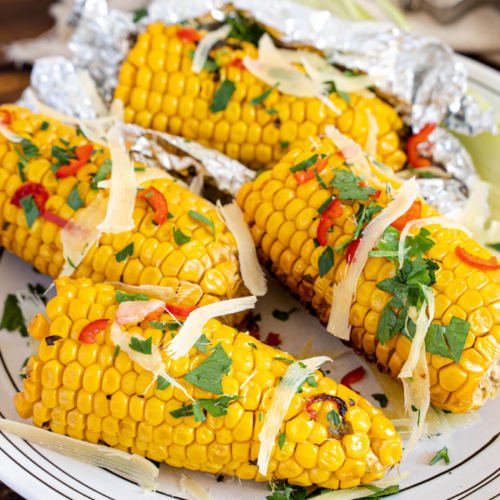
[236,135,500,414]
[15,278,402,489]
[116,22,407,172]
[0,105,242,309]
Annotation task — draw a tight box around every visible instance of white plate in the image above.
[1,56,500,500]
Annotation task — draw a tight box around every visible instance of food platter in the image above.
[0,53,499,499]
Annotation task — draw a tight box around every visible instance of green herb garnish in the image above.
[210,79,236,113]
[327,409,341,428]
[372,393,388,408]
[430,446,450,465]
[278,432,286,450]
[91,158,112,192]
[330,169,377,200]
[115,290,149,303]
[129,336,153,355]
[173,227,191,245]
[272,308,297,321]
[20,195,39,229]
[189,210,216,238]
[318,246,334,278]
[67,183,84,211]
[114,242,134,263]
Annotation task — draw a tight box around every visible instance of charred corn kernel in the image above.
[0,107,242,316]
[116,25,406,171]
[238,134,500,413]
[16,279,401,488]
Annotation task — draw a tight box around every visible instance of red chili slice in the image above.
[293,159,329,185]
[138,186,169,225]
[40,211,68,228]
[0,109,11,125]
[78,319,109,344]
[391,200,422,232]
[11,183,50,212]
[55,144,94,179]
[176,28,201,42]
[264,332,281,346]
[231,57,245,69]
[317,198,343,247]
[345,236,362,264]
[305,394,348,419]
[406,123,436,168]
[164,303,198,318]
[340,366,365,394]
[455,246,500,271]
[145,307,164,322]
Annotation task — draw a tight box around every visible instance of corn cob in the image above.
[0,105,242,309]
[236,135,500,414]
[15,278,402,489]
[115,22,407,172]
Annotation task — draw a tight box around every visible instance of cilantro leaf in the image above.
[157,375,171,391]
[307,375,317,388]
[376,226,401,255]
[330,169,377,200]
[115,291,149,303]
[113,345,120,357]
[173,227,191,245]
[188,210,216,238]
[327,409,341,428]
[129,336,153,355]
[67,182,84,211]
[281,141,289,149]
[194,333,215,353]
[250,83,279,106]
[425,317,470,364]
[183,343,232,395]
[273,356,293,364]
[407,228,435,257]
[372,393,388,408]
[314,169,327,189]
[114,242,134,263]
[51,145,76,164]
[91,158,112,192]
[265,108,278,114]
[132,7,148,22]
[198,395,242,417]
[188,49,220,72]
[290,154,318,174]
[13,146,27,181]
[0,294,26,336]
[272,308,297,321]
[41,121,50,131]
[278,432,286,450]
[210,79,236,113]
[430,446,450,465]
[225,12,266,45]
[20,195,39,229]
[318,246,334,278]
[21,138,40,158]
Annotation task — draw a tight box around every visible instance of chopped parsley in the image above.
[210,79,236,113]
[272,308,297,321]
[330,169,377,200]
[114,242,134,263]
[188,49,220,72]
[67,183,84,211]
[91,158,112,191]
[173,227,191,245]
[430,446,450,465]
[115,290,149,303]
[290,154,319,174]
[188,210,216,238]
[425,317,470,364]
[278,432,286,450]
[20,195,39,229]
[183,343,232,395]
[372,393,388,408]
[327,409,341,428]
[41,121,50,131]
[113,345,120,357]
[318,246,334,278]
[134,167,145,172]
[314,169,327,189]
[273,356,293,364]
[129,336,153,355]
[20,138,40,158]
[251,83,279,106]
[281,141,289,149]
[170,395,242,421]
[194,333,215,353]
[156,375,171,391]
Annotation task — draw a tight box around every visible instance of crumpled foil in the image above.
[19,0,500,214]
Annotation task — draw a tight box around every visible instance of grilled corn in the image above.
[15,278,402,489]
[0,105,242,309]
[236,135,500,414]
[116,22,407,172]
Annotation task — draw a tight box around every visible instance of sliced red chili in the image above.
[406,123,436,169]
[455,246,500,271]
[345,237,362,264]
[11,183,49,212]
[78,319,109,344]
[340,366,365,394]
[176,28,201,42]
[293,159,329,185]
[164,303,198,318]
[305,394,348,419]
[231,57,245,69]
[317,198,343,247]
[264,332,281,346]
[40,211,68,228]
[55,144,94,179]
[138,186,169,225]
[0,109,11,125]
[391,200,422,232]
[145,307,164,322]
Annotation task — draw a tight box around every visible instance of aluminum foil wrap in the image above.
[20,0,500,214]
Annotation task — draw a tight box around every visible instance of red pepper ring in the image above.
[317,198,343,247]
[55,144,94,179]
[340,366,366,394]
[137,186,169,225]
[78,319,109,344]
[176,28,201,42]
[0,109,11,125]
[455,246,500,271]
[164,303,198,318]
[305,394,348,419]
[406,123,437,169]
